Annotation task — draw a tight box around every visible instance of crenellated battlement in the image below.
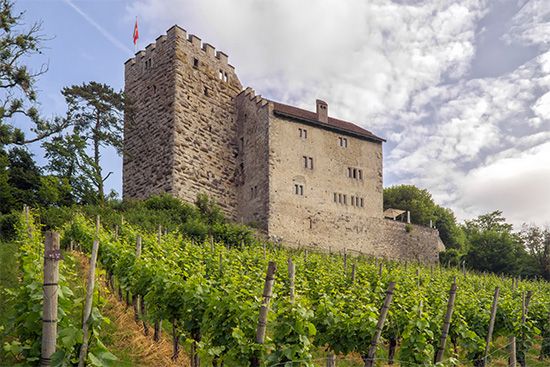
[125,25,235,71]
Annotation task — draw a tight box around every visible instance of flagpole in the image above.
[134,16,138,53]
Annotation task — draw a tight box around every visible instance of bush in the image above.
[212,222,254,247]
[0,212,19,240]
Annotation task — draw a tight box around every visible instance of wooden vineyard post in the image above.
[263,242,266,260]
[434,281,458,364]
[251,261,276,367]
[378,262,383,277]
[40,232,61,367]
[210,235,214,252]
[326,352,336,367]
[517,291,533,367]
[509,336,516,367]
[482,287,500,367]
[153,320,162,342]
[114,224,118,240]
[304,249,308,263]
[288,257,295,302]
[157,224,162,245]
[24,204,33,240]
[78,239,100,367]
[219,253,223,275]
[133,235,142,322]
[343,249,348,275]
[364,282,396,367]
[351,263,356,284]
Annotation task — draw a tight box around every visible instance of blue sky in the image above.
[15,0,550,226]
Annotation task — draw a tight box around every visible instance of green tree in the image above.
[519,224,550,280]
[0,0,69,146]
[6,147,40,207]
[60,82,124,205]
[384,184,465,251]
[463,211,530,276]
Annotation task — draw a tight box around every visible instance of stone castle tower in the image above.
[123,25,444,262]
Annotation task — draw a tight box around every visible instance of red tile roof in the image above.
[271,101,385,142]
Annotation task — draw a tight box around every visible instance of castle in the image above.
[123,25,444,262]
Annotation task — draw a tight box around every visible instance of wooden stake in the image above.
[78,239,100,367]
[509,336,517,367]
[114,225,118,240]
[133,236,142,322]
[40,232,61,367]
[95,215,100,237]
[136,235,142,258]
[343,249,348,275]
[24,205,33,240]
[351,263,356,284]
[157,224,162,245]
[153,320,162,342]
[364,282,396,367]
[435,281,458,364]
[251,261,276,367]
[483,287,500,367]
[263,243,266,260]
[378,263,383,277]
[288,258,295,302]
[326,352,336,367]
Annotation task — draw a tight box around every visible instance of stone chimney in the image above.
[316,99,328,123]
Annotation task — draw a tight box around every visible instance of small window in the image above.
[351,196,355,206]
[219,70,224,80]
[303,156,313,169]
[204,87,209,96]
[294,184,304,196]
[348,167,352,178]
[224,72,229,82]
[299,128,308,139]
[339,136,348,147]
[333,193,337,202]
[343,195,347,205]
[360,198,364,207]
[353,168,357,179]
[338,193,342,204]
[193,58,199,68]
[358,170,363,180]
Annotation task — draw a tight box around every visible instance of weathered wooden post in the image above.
[326,352,336,367]
[157,224,162,245]
[288,257,295,302]
[482,287,500,367]
[251,261,276,367]
[40,232,61,367]
[133,236,142,322]
[343,249,348,275]
[78,239,100,367]
[351,263,356,284]
[434,281,458,364]
[364,282,396,367]
[24,204,33,240]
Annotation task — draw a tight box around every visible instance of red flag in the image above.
[133,18,139,45]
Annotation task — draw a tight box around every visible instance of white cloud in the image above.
[126,0,550,227]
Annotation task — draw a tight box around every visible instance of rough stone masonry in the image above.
[123,25,445,263]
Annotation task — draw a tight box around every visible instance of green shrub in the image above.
[0,212,19,240]
[212,222,254,247]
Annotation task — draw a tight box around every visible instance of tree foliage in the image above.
[384,184,465,251]
[0,0,70,146]
[46,81,124,205]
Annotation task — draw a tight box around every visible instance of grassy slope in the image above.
[0,241,19,363]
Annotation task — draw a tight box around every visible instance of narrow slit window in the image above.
[224,72,229,82]
[353,168,357,179]
[360,198,364,207]
[343,195,347,205]
[193,58,199,68]
[334,193,337,202]
[204,87,209,96]
[351,196,355,206]
[358,170,363,180]
[308,157,313,170]
[219,70,223,80]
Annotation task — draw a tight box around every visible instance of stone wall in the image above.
[268,207,444,263]
[235,88,271,230]
[123,33,177,198]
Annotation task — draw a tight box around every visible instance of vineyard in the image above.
[1,207,550,367]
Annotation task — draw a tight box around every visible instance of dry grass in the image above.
[73,251,189,367]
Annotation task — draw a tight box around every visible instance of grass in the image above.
[0,241,19,364]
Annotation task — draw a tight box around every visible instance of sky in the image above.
[14,0,550,228]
